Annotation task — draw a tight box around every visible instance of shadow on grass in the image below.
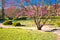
[0,19,5,23]
[20,25,26,26]
[45,29,60,32]
[15,25,26,27]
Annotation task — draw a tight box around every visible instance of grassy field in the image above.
[0,28,56,40]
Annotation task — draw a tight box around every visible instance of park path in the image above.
[53,30,60,40]
[0,23,37,30]
[57,34,60,40]
[0,23,60,40]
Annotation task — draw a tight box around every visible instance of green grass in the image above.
[0,28,56,40]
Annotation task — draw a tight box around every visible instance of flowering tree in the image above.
[2,0,20,19]
[4,6,20,19]
[18,0,52,30]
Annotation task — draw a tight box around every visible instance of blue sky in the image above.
[0,0,60,8]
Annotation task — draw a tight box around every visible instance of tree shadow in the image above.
[15,25,26,27]
[20,25,26,26]
[45,29,60,32]
[51,29,60,32]
[0,19,5,23]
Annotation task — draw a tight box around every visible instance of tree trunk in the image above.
[33,17,43,30]
[2,0,5,19]
[37,23,43,30]
[34,17,49,30]
[37,26,42,30]
[36,22,43,30]
[2,7,5,19]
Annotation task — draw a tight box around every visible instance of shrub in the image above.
[54,21,60,27]
[20,17,27,20]
[3,20,12,25]
[14,16,27,20]
[12,22,21,26]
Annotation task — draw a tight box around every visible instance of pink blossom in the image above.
[40,8,48,16]
[27,10,35,16]
[16,12,23,18]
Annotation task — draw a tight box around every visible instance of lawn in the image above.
[0,28,56,40]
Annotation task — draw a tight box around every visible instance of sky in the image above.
[0,0,60,8]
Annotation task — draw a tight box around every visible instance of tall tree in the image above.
[2,0,5,19]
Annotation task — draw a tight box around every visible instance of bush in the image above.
[12,22,21,26]
[3,20,12,25]
[54,21,60,27]
[14,16,27,20]
[20,17,27,20]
